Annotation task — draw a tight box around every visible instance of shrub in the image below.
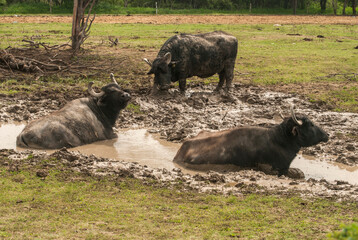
[328,223,358,240]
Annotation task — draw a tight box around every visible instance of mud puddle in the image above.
[0,123,25,149]
[72,129,179,170]
[291,155,358,185]
[2,123,358,185]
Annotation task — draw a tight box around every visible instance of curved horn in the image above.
[290,105,302,125]
[110,73,118,85]
[143,58,152,66]
[88,82,105,98]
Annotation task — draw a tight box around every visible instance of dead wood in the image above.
[0,50,66,73]
[22,39,71,52]
[109,37,118,47]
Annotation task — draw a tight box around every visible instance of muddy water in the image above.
[1,124,358,184]
[72,129,179,170]
[0,123,25,149]
[291,155,358,184]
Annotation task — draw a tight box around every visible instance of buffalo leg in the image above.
[151,83,159,95]
[215,71,225,92]
[179,78,186,92]
[223,61,235,92]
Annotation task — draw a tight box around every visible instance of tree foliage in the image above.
[2,0,357,14]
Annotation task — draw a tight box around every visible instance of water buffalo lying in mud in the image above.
[173,107,329,176]
[16,74,131,149]
[143,31,238,93]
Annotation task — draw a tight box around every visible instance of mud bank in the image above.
[1,148,358,202]
[121,84,358,167]
[1,83,358,200]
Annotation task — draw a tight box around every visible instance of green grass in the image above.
[1,21,358,111]
[0,163,357,239]
[328,223,358,239]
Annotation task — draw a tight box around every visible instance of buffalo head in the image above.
[88,73,131,111]
[286,106,329,147]
[144,52,177,92]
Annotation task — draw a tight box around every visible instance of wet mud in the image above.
[1,83,358,200]
[1,148,358,202]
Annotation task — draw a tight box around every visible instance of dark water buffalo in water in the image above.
[144,31,238,93]
[17,74,131,149]
[174,107,329,176]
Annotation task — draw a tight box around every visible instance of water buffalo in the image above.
[173,107,329,176]
[143,31,238,93]
[16,74,131,149]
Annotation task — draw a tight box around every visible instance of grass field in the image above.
[1,21,357,111]
[0,161,357,239]
[1,18,358,239]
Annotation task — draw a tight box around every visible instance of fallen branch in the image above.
[109,37,118,47]
[22,39,71,52]
[0,50,43,73]
[0,50,65,73]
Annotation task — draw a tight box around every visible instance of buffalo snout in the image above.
[321,130,329,142]
[122,92,131,101]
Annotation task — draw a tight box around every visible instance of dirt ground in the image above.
[1,80,358,201]
[1,15,358,201]
[1,14,358,25]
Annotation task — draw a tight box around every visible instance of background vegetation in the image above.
[0,0,356,15]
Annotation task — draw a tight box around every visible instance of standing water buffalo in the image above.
[16,74,131,149]
[143,31,238,93]
[173,107,329,176]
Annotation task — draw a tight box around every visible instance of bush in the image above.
[328,223,358,240]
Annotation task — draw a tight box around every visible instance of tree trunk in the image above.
[320,0,326,11]
[331,0,337,15]
[353,0,357,15]
[293,0,297,14]
[71,0,96,53]
[342,0,347,15]
[49,0,53,13]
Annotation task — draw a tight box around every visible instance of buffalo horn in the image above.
[110,73,118,85]
[143,58,152,66]
[88,82,105,98]
[290,105,303,125]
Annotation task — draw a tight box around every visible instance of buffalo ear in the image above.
[163,52,172,65]
[169,61,179,68]
[292,126,299,136]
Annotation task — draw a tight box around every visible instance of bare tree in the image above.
[293,0,297,14]
[71,0,96,53]
[320,0,326,12]
[331,0,337,15]
[49,0,53,13]
[342,0,347,15]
